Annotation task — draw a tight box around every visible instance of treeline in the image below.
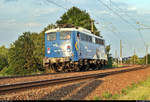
[0,23,59,75]
[0,7,102,76]
[125,54,150,65]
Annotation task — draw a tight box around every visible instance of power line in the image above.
[109,1,147,46]
[92,14,133,49]
[97,0,146,48]
[109,1,138,24]
[46,0,68,10]
[97,0,138,30]
[45,0,137,56]
[46,0,133,51]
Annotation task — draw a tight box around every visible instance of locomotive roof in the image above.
[45,27,103,40]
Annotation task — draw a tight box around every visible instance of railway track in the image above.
[0,65,130,80]
[0,65,148,94]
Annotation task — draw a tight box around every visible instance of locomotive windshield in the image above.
[47,32,56,41]
[60,31,71,40]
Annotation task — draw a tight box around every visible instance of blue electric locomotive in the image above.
[43,27,107,72]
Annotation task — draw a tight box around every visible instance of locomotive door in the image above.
[71,31,79,61]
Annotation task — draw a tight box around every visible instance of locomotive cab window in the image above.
[47,32,56,41]
[60,31,71,40]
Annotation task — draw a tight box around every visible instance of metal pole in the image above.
[134,48,136,64]
[115,50,117,65]
[146,45,148,65]
[91,20,94,33]
[120,40,122,65]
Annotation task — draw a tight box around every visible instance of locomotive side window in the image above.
[80,33,92,43]
[80,33,86,41]
[95,38,104,45]
[60,31,71,40]
[88,36,92,42]
[47,32,56,41]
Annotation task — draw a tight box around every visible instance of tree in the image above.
[0,46,8,71]
[105,45,111,55]
[105,45,112,67]
[8,32,39,75]
[0,54,8,71]
[129,54,139,64]
[56,6,100,36]
[0,45,8,57]
[143,54,150,64]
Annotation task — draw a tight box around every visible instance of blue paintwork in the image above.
[45,30,106,62]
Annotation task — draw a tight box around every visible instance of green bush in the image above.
[121,89,128,95]
[111,94,120,99]
[93,96,101,100]
[102,92,112,99]
[0,54,8,71]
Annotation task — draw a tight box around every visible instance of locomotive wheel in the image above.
[49,65,56,73]
[76,65,80,72]
[57,63,63,72]
[70,63,75,72]
[64,62,70,72]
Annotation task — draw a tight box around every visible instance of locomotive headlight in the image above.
[47,48,50,54]
[67,45,71,52]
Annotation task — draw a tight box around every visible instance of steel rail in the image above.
[0,66,130,80]
[0,65,148,94]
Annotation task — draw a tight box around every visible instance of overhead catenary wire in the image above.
[45,0,133,53]
[91,13,133,50]
[44,0,143,57]
[97,0,138,30]
[109,1,147,47]
[97,0,146,47]
[46,0,68,10]
[109,1,138,24]
[45,0,131,45]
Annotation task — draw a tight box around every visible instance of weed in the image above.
[131,83,137,89]
[102,91,112,99]
[121,89,128,95]
[93,96,101,100]
[111,94,120,99]
[139,95,148,100]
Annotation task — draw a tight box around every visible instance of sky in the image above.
[0,0,150,58]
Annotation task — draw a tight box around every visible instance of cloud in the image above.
[0,19,17,27]
[127,6,137,11]
[95,10,110,15]
[24,22,41,27]
[34,8,60,17]
[4,0,18,3]
[60,0,87,5]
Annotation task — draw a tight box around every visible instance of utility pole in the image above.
[133,48,136,64]
[115,50,117,65]
[120,40,122,65]
[91,20,94,33]
[146,44,148,65]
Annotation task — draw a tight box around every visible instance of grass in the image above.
[93,77,150,100]
[93,96,101,100]
[112,64,125,68]
[102,91,112,99]
[0,69,44,77]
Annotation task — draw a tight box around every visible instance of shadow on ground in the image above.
[40,79,103,100]
[66,80,102,100]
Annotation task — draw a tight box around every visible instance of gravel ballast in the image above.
[0,65,149,100]
[0,65,139,86]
